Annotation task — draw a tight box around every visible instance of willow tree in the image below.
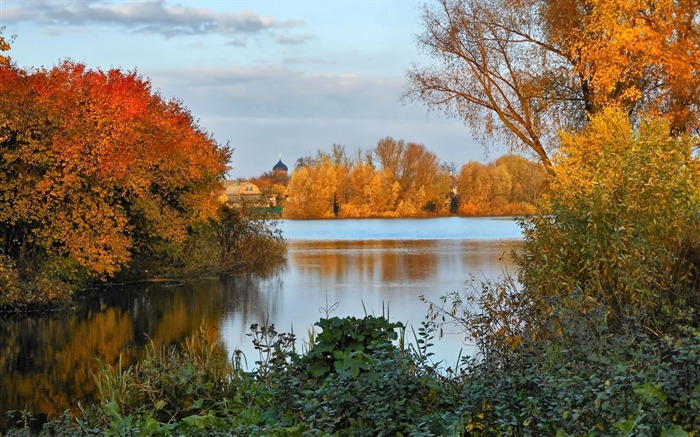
[405,0,700,175]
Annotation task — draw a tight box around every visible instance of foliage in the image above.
[285,141,544,219]
[148,204,287,279]
[0,34,10,65]
[405,0,700,173]
[0,60,230,308]
[284,139,453,219]
[454,313,700,436]
[455,155,547,216]
[300,315,403,378]
[13,313,697,436]
[423,275,540,365]
[284,156,339,219]
[516,108,700,329]
[212,206,286,274]
[93,326,236,428]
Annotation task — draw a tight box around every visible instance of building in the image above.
[222,181,263,205]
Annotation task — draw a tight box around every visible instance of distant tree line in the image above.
[282,138,547,219]
[455,154,547,216]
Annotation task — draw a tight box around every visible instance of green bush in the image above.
[88,326,244,435]
[11,313,700,436]
[455,315,700,436]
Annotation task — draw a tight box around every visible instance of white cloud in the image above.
[4,0,309,42]
[139,65,488,178]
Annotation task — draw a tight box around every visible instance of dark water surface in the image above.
[0,217,521,423]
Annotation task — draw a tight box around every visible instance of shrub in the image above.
[118,204,286,281]
[18,314,700,436]
[516,108,700,330]
[212,205,286,275]
[89,326,244,436]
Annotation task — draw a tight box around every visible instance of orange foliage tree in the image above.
[0,60,229,301]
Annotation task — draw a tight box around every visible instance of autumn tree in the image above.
[456,162,494,215]
[285,139,453,218]
[0,34,10,65]
[405,0,700,174]
[284,156,339,219]
[374,137,452,215]
[455,155,546,215]
[343,158,400,218]
[0,61,229,304]
[343,160,379,217]
[494,154,548,205]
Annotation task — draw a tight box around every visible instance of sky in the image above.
[1,0,508,179]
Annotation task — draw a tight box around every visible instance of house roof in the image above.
[225,181,261,196]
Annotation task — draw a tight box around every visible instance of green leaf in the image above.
[661,425,689,437]
[307,361,330,377]
[634,381,666,403]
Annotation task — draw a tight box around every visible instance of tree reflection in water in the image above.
[0,272,285,428]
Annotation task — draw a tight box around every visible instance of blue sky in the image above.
[1,0,507,178]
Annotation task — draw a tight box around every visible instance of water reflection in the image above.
[220,273,285,352]
[0,278,270,427]
[289,239,514,288]
[221,239,518,367]
[0,233,519,428]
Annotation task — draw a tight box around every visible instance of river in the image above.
[0,217,521,425]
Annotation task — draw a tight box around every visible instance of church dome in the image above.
[273,158,288,172]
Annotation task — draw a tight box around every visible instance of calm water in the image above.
[0,217,521,424]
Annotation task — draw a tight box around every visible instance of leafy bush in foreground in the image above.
[4,313,692,436]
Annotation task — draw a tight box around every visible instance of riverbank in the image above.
[0,206,286,314]
[7,313,698,436]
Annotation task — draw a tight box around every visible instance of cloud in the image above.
[282,56,335,66]
[147,66,408,120]
[139,66,487,178]
[4,0,308,41]
[274,33,314,45]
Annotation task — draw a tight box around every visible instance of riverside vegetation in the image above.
[0,43,285,312]
[4,0,700,431]
[7,111,700,436]
[282,142,547,219]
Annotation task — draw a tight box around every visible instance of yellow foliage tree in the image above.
[285,139,453,219]
[407,0,700,174]
[284,158,338,219]
[455,155,545,216]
